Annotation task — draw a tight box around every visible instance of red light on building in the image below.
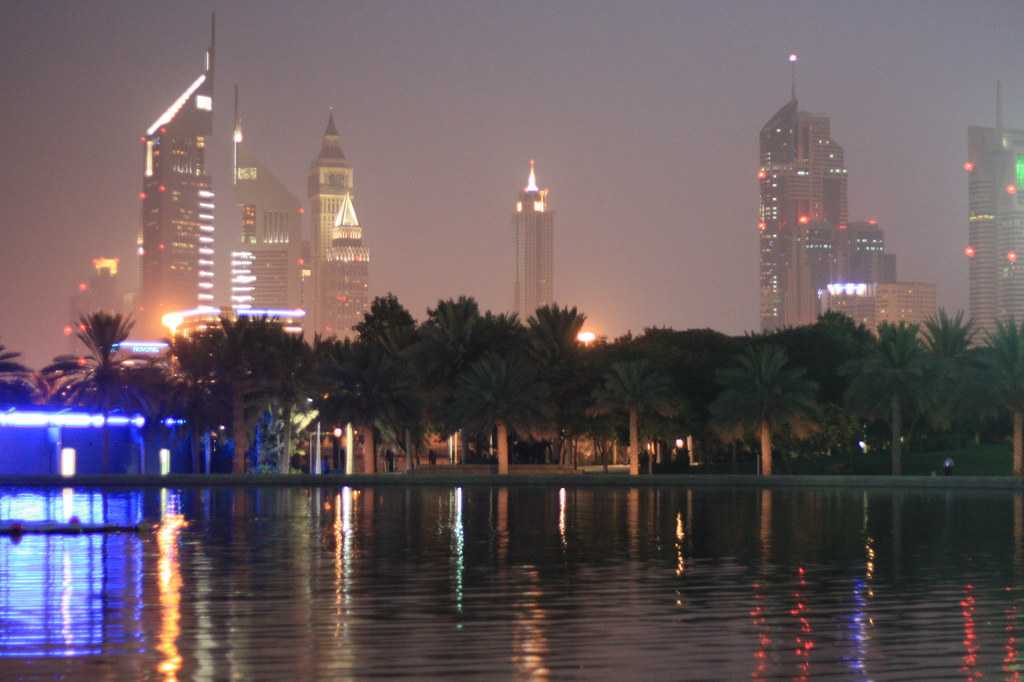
[838,223,848,230]
[139,192,147,200]
[757,169,767,180]
[336,295,349,303]
[297,258,305,266]
[63,325,73,337]
[867,218,878,225]
[78,324,86,332]
[964,161,975,172]
[78,282,87,292]
[158,243,165,251]
[1008,184,1018,195]
[798,215,809,225]
[139,136,146,143]
[297,207,305,214]
[965,246,976,258]
[158,184,166,193]
[757,221,766,231]
[1009,251,1018,263]
[160,127,166,134]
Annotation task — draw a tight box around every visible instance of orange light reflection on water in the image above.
[156,514,185,680]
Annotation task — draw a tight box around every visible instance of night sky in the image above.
[1,0,1021,367]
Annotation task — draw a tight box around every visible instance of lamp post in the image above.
[333,427,342,472]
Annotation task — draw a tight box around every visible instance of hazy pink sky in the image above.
[1,0,1021,366]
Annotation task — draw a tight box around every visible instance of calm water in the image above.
[0,485,1021,680]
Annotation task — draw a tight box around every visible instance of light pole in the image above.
[333,427,342,472]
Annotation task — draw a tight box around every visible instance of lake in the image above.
[0,484,1020,679]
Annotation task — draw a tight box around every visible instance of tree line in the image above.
[2,296,1023,477]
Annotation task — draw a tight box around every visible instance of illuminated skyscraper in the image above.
[966,82,1024,338]
[513,160,554,319]
[230,87,305,312]
[758,55,848,330]
[138,15,216,336]
[307,112,369,338]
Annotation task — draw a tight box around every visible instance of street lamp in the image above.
[332,427,343,471]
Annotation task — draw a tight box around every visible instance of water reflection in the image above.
[1,486,1024,677]
[156,491,184,680]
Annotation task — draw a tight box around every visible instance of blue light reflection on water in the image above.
[0,488,148,658]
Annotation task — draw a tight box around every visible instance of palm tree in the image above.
[710,345,819,477]
[170,332,228,474]
[207,316,286,473]
[0,344,33,404]
[44,312,152,472]
[527,305,589,465]
[982,319,1024,476]
[921,309,979,433]
[318,340,418,473]
[269,332,314,473]
[453,354,548,474]
[592,360,676,476]
[844,322,927,475]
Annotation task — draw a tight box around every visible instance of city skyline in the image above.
[2,1,1022,365]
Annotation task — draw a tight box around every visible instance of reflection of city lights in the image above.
[558,488,567,549]
[962,585,980,679]
[156,514,185,680]
[675,512,686,577]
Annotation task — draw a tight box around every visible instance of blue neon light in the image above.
[0,409,147,429]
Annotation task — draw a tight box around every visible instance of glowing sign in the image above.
[196,94,212,111]
[114,340,169,355]
[826,283,869,297]
[236,308,306,319]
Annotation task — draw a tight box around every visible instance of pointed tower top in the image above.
[788,52,798,101]
[996,80,1004,143]
[525,159,538,192]
[233,84,242,141]
[325,110,339,137]
[207,12,215,76]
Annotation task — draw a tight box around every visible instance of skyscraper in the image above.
[230,87,305,313]
[307,113,369,338]
[758,56,848,330]
[138,15,216,336]
[967,82,1024,338]
[513,161,554,319]
[844,220,896,284]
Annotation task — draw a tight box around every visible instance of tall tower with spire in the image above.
[758,54,848,330]
[967,82,1024,337]
[138,14,216,335]
[307,112,369,337]
[229,86,305,314]
[513,160,555,319]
